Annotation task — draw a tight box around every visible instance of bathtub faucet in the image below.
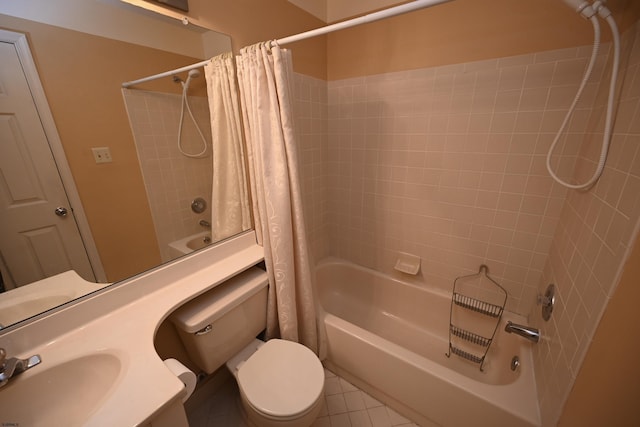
[504,321,540,343]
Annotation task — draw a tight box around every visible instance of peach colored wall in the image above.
[326,0,404,23]
[0,14,202,281]
[557,235,640,426]
[326,0,637,81]
[170,0,328,79]
[289,0,327,22]
[0,0,329,282]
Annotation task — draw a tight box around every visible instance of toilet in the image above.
[169,266,325,427]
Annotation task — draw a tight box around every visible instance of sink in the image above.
[0,352,122,426]
[0,270,108,327]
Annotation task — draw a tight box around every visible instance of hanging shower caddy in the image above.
[446,264,507,371]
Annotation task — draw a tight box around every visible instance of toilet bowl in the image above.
[227,339,325,427]
[169,267,325,427]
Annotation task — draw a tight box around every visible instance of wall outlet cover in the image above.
[92,147,112,164]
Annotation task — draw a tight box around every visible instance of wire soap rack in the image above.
[445,264,507,371]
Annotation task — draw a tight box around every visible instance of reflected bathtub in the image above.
[317,258,540,427]
[168,231,212,258]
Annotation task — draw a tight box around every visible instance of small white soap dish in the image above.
[394,252,421,275]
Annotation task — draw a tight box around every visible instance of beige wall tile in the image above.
[123,90,212,262]
[295,21,640,427]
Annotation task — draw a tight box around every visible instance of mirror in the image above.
[0,0,251,329]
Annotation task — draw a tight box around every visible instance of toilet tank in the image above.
[169,266,268,374]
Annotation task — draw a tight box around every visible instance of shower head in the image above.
[561,0,595,18]
[182,68,200,88]
[181,68,201,90]
[561,0,586,10]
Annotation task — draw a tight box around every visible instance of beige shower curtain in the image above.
[204,53,251,242]
[236,42,318,354]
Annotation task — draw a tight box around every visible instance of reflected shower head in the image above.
[180,68,201,90]
[182,68,201,89]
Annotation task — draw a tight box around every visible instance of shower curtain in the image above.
[236,42,318,354]
[204,52,251,242]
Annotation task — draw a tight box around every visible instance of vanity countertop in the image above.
[0,231,264,427]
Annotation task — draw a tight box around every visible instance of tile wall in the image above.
[122,89,213,262]
[323,43,615,316]
[293,23,640,427]
[532,24,640,425]
[293,74,330,264]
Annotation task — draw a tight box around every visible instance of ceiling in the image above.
[288,0,406,23]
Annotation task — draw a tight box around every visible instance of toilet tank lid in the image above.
[169,266,268,333]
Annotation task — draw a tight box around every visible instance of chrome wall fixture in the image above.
[191,197,207,214]
[504,321,540,343]
[539,284,556,321]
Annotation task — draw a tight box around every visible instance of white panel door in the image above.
[0,41,95,288]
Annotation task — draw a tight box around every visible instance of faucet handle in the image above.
[538,284,556,321]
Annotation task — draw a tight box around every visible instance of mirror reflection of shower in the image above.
[122,84,213,263]
[174,69,208,158]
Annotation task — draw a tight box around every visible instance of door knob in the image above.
[54,206,68,217]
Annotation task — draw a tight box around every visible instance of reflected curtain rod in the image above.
[121,0,453,88]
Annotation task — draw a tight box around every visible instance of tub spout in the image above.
[504,321,539,343]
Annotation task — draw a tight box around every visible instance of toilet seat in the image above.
[237,339,324,419]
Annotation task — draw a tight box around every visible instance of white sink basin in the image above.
[0,231,264,426]
[0,353,122,426]
[0,270,108,327]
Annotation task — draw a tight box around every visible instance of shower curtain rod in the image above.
[121,0,453,88]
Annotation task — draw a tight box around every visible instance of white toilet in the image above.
[170,267,325,427]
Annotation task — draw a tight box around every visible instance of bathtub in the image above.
[168,231,212,259]
[317,258,540,427]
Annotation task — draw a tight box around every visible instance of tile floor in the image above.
[187,367,420,427]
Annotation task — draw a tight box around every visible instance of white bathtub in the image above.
[168,231,212,259]
[317,258,540,427]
